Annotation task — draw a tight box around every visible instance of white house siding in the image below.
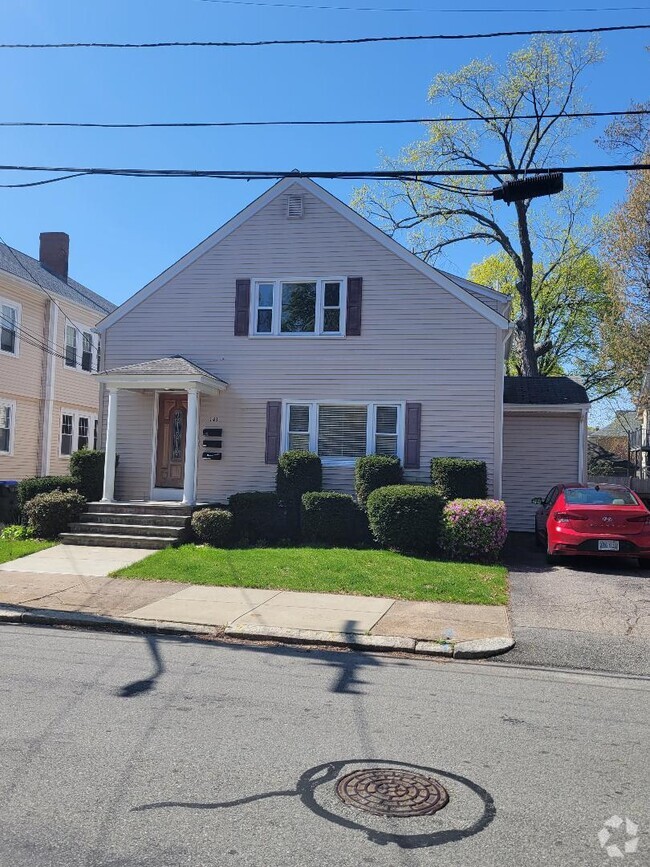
[102,184,502,503]
[502,412,582,532]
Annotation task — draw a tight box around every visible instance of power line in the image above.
[0,163,648,181]
[3,108,649,130]
[2,23,649,49]
[197,0,650,12]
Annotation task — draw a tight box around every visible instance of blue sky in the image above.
[1,0,648,312]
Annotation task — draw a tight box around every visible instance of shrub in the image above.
[0,481,19,525]
[0,524,34,540]
[70,449,105,501]
[276,450,323,537]
[191,508,234,546]
[354,455,403,506]
[366,484,444,555]
[228,491,286,543]
[441,499,508,563]
[17,475,77,508]
[24,489,86,539]
[301,491,368,546]
[430,457,488,500]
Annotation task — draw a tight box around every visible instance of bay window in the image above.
[283,402,403,465]
[252,278,345,336]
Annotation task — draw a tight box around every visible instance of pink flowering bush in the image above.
[441,499,507,563]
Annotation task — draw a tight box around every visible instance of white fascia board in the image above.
[96,373,227,394]
[504,403,590,413]
[97,176,510,333]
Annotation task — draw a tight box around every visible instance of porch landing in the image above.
[60,501,201,549]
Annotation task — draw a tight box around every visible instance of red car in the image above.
[533,483,650,568]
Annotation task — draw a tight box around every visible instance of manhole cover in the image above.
[336,768,449,818]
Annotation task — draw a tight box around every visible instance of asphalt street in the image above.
[1,625,648,867]
[501,535,650,676]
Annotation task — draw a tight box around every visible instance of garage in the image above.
[502,377,589,532]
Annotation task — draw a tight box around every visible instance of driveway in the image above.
[500,533,650,675]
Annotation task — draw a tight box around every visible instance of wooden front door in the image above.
[155,394,187,488]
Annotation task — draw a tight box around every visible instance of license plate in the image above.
[598,540,619,551]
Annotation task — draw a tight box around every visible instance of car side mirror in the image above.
[531,497,543,505]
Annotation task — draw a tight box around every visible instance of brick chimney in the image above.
[39,232,69,283]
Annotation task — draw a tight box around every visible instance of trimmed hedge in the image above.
[366,484,444,555]
[301,491,368,546]
[441,499,508,563]
[354,455,403,506]
[23,489,86,539]
[276,450,322,537]
[17,475,77,508]
[228,491,285,543]
[430,457,488,500]
[191,508,234,546]
[70,449,105,501]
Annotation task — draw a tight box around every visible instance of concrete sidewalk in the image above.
[0,546,513,658]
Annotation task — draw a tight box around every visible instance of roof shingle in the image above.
[503,376,589,405]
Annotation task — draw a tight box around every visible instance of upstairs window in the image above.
[283,402,403,466]
[0,400,14,454]
[252,279,346,336]
[0,300,19,356]
[65,320,97,372]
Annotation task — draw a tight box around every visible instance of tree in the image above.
[353,36,603,376]
[468,249,614,391]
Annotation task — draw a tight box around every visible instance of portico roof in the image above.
[97,355,228,394]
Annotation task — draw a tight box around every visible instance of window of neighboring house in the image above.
[0,400,15,454]
[252,279,346,336]
[65,321,97,372]
[93,419,98,450]
[0,300,20,356]
[60,410,97,456]
[283,402,403,465]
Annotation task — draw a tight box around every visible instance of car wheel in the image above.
[546,548,560,565]
[638,557,650,570]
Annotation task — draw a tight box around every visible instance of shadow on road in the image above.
[118,633,165,697]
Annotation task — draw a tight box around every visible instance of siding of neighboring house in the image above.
[102,183,503,503]
[502,412,583,532]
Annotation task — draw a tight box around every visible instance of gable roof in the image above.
[591,410,638,437]
[0,244,115,315]
[504,376,590,406]
[96,176,510,333]
[103,355,226,382]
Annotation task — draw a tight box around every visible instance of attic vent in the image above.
[286,195,304,219]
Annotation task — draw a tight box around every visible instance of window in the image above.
[0,400,15,454]
[60,410,97,456]
[0,300,20,356]
[64,320,97,372]
[283,402,403,465]
[252,278,346,336]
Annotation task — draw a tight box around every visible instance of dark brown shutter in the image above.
[234,278,251,336]
[265,401,282,464]
[404,402,422,469]
[346,277,362,336]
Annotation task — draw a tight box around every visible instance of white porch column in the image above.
[182,387,200,505]
[101,388,119,502]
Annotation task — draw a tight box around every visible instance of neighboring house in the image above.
[631,362,650,480]
[588,409,638,475]
[87,178,589,542]
[0,233,116,481]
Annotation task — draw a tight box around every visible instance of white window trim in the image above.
[0,297,21,358]
[250,277,347,337]
[0,398,16,456]
[281,400,405,467]
[63,319,99,373]
[59,408,98,458]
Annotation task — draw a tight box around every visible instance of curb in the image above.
[0,607,514,659]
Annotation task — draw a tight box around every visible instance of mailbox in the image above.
[202,452,222,461]
[202,439,222,448]
[203,428,222,438]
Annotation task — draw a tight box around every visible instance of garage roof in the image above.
[504,376,589,406]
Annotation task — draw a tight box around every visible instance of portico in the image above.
[97,356,227,505]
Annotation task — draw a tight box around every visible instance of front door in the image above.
[155,394,187,488]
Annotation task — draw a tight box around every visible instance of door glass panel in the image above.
[172,410,184,460]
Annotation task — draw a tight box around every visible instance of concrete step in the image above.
[59,533,173,550]
[87,502,193,517]
[80,512,190,528]
[69,522,183,539]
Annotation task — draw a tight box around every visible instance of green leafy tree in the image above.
[353,36,603,377]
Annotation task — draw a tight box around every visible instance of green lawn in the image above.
[0,539,55,564]
[113,545,508,606]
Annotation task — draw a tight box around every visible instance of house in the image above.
[588,409,638,476]
[72,178,589,546]
[0,233,116,481]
